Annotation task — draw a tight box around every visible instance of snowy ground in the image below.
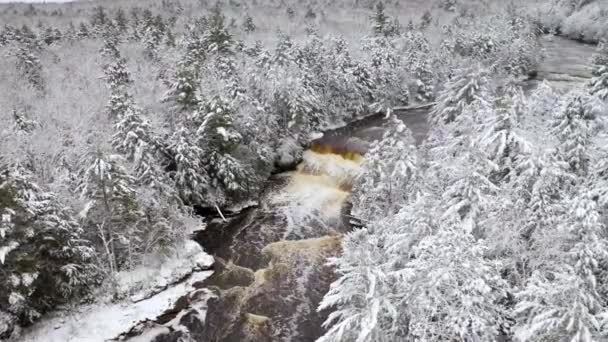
[14,241,214,342]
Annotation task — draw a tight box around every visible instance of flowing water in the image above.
[119,35,597,342]
[532,35,597,90]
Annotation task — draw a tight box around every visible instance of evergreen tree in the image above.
[77,148,138,274]
[129,7,141,41]
[142,15,165,60]
[12,109,38,133]
[551,91,595,176]
[589,40,608,100]
[430,67,491,125]
[478,87,531,183]
[371,2,389,36]
[318,228,397,342]
[115,8,129,35]
[100,24,121,58]
[42,26,60,45]
[15,39,44,92]
[413,59,435,102]
[203,6,233,55]
[104,58,133,118]
[402,228,508,341]
[514,194,608,342]
[163,60,201,114]
[183,22,207,66]
[111,105,166,188]
[272,32,294,66]
[101,34,134,120]
[89,6,108,35]
[305,7,316,20]
[77,22,90,39]
[196,96,256,202]
[1,166,96,325]
[420,10,433,30]
[16,24,37,44]
[164,26,176,47]
[169,128,210,206]
[440,149,499,237]
[242,13,256,33]
[286,7,295,19]
[352,118,418,221]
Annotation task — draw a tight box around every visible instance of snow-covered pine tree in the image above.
[100,24,121,59]
[77,22,90,39]
[41,26,60,45]
[0,165,96,326]
[551,90,595,177]
[104,61,133,119]
[203,6,233,55]
[589,40,608,101]
[14,39,44,92]
[352,118,418,222]
[400,227,508,341]
[419,10,433,30]
[16,24,37,44]
[242,13,256,33]
[164,26,176,47]
[427,96,499,238]
[361,36,410,112]
[371,1,388,36]
[142,15,165,60]
[128,8,141,41]
[12,109,39,134]
[89,5,108,36]
[440,148,499,237]
[196,96,257,203]
[286,7,295,18]
[305,7,316,20]
[478,86,531,184]
[511,150,574,245]
[76,148,139,273]
[115,8,129,35]
[272,32,295,66]
[64,22,77,42]
[430,66,491,125]
[163,60,201,115]
[101,34,134,120]
[413,59,435,102]
[111,104,167,189]
[169,127,210,206]
[183,21,207,66]
[317,228,399,342]
[514,193,608,342]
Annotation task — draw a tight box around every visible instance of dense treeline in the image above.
[321,13,608,342]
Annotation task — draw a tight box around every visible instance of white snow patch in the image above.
[16,271,213,342]
[309,131,324,140]
[15,240,214,342]
[0,241,19,265]
[115,240,213,303]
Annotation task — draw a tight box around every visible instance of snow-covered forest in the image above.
[1,0,608,341]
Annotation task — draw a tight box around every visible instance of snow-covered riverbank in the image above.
[15,242,213,342]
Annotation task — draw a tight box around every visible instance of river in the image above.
[117,35,597,342]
